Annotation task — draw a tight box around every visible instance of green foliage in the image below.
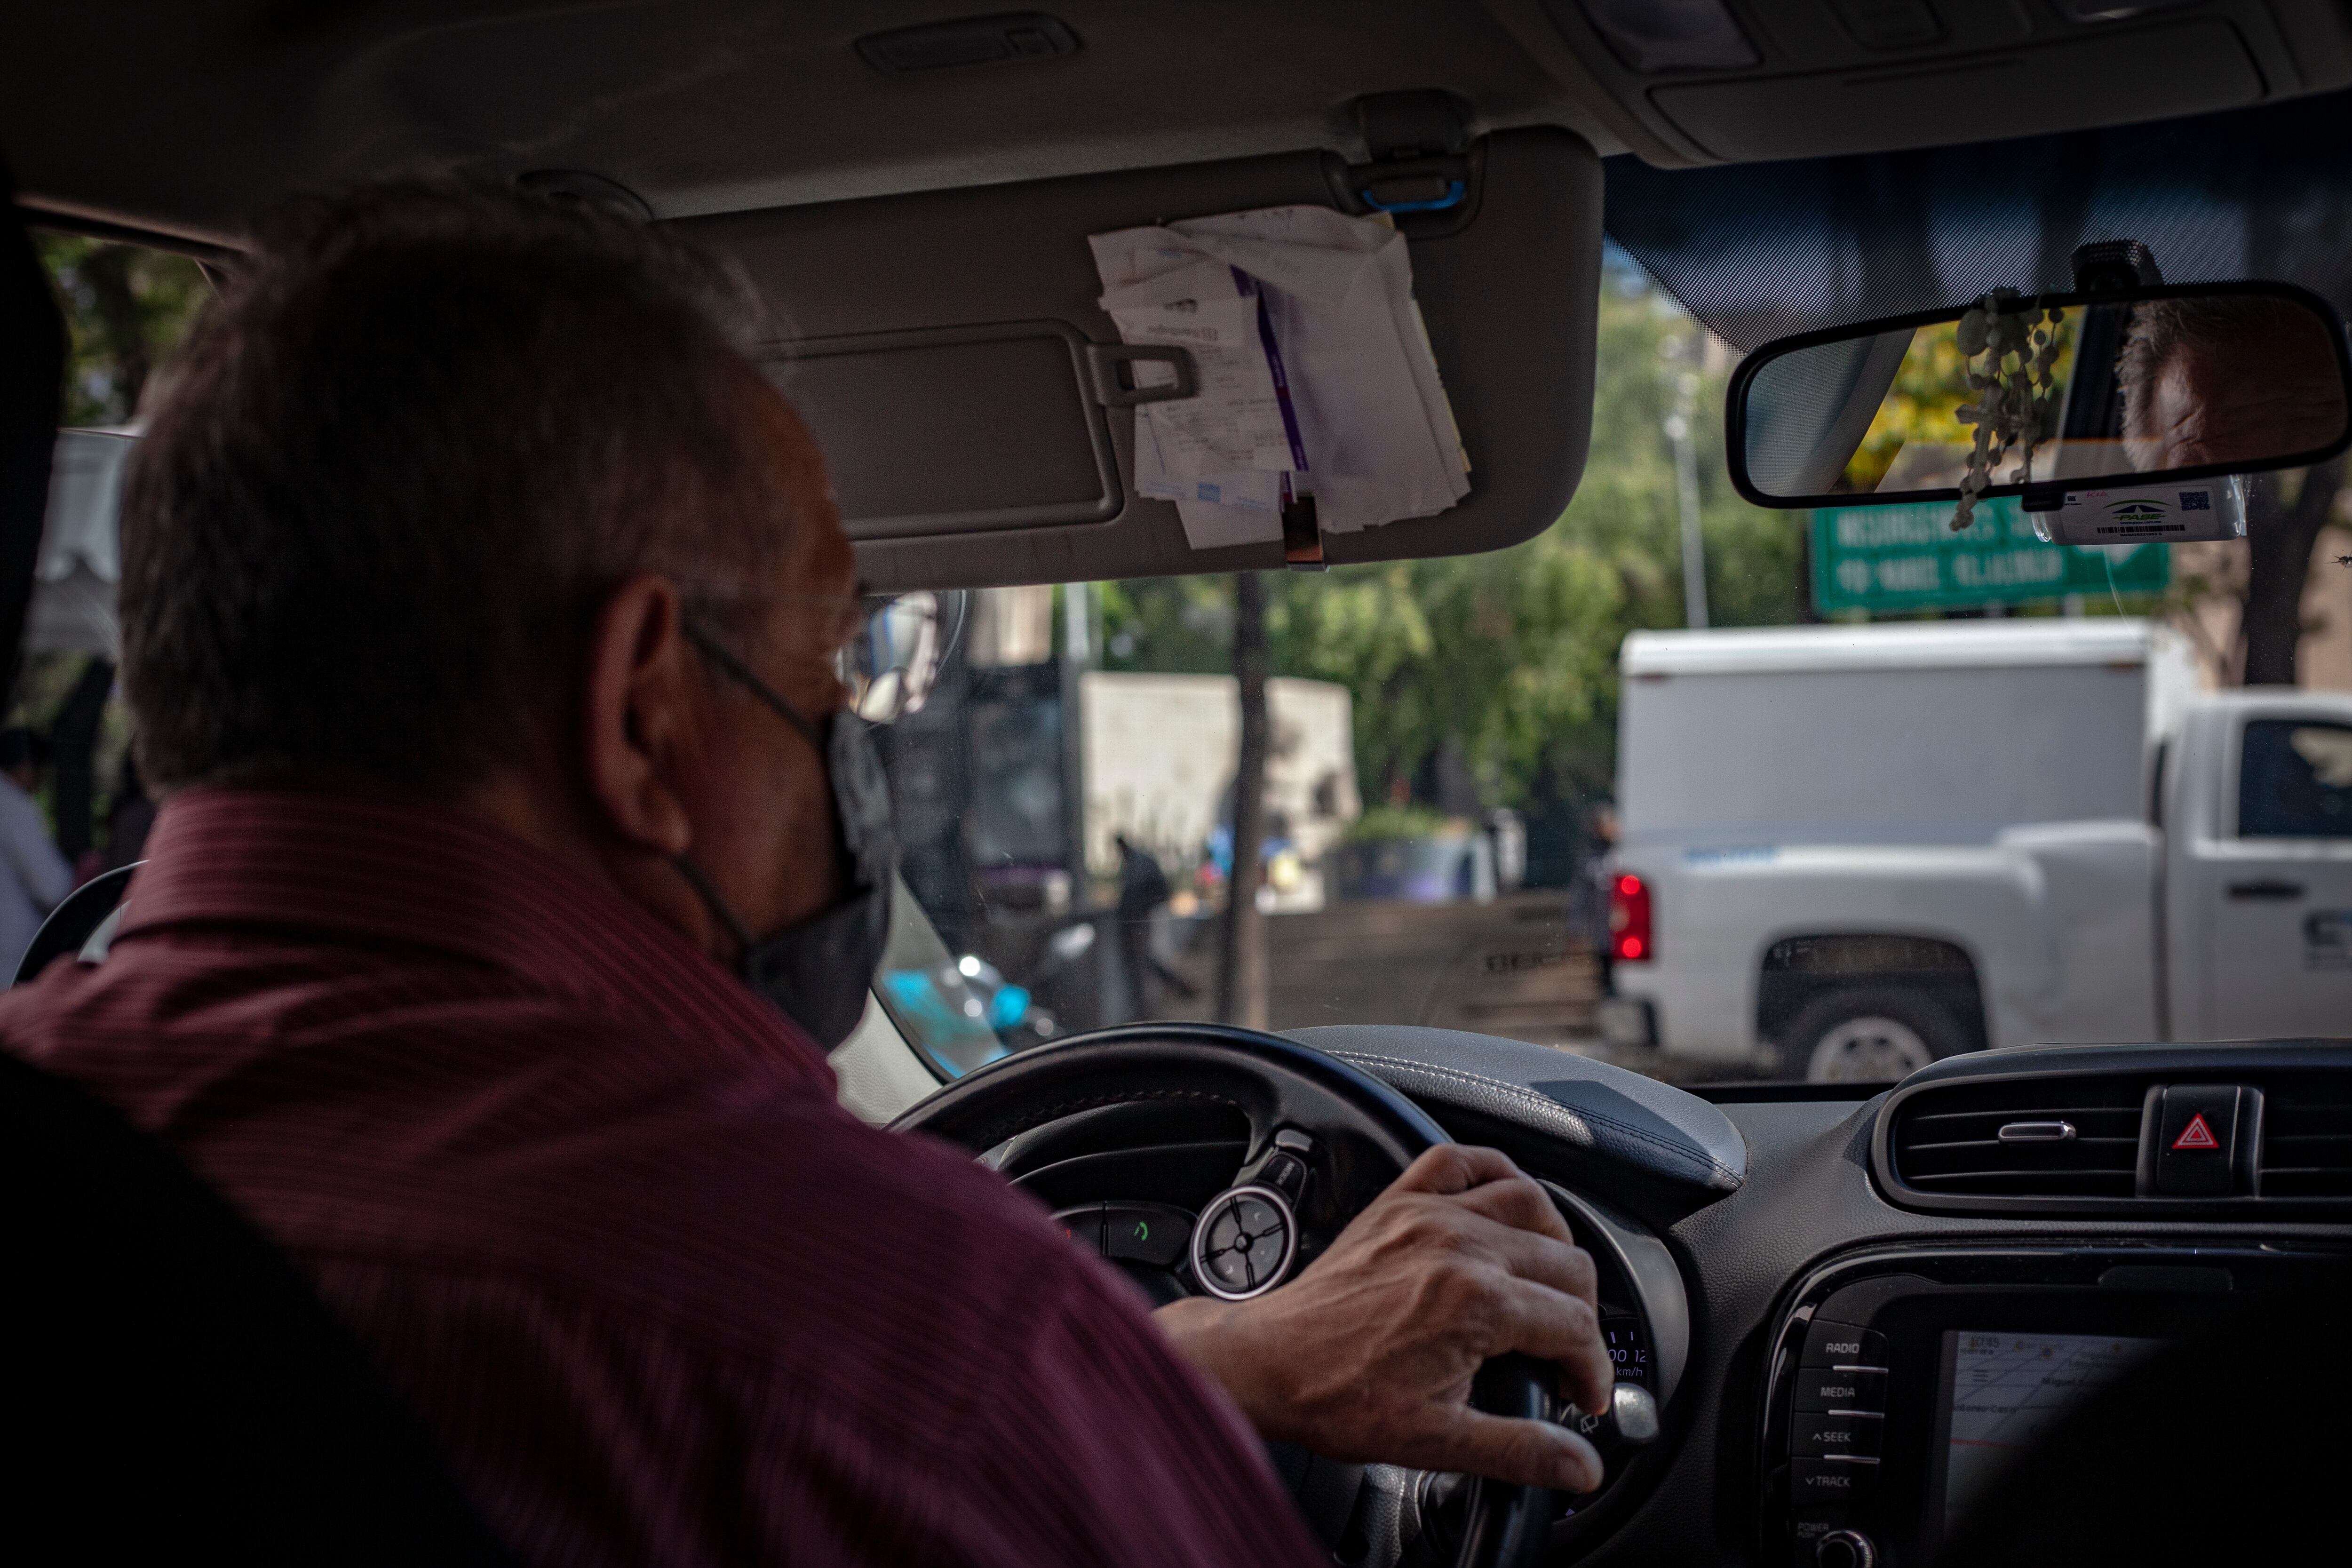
[1843,308,2082,496]
[35,233,209,426]
[1345,804,1455,844]
[1097,575,1234,674]
[1102,268,1804,819]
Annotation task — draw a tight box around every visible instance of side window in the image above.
[2238,720,2352,838]
[870,872,1012,1080]
[0,236,205,974]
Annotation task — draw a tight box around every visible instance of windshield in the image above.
[24,232,2350,1090]
[868,247,2350,1089]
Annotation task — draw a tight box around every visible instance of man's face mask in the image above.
[675,619,901,1049]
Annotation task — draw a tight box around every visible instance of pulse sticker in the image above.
[2034,480,2248,546]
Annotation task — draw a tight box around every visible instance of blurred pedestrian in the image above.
[0,728,73,975]
[1565,804,1620,996]
[1115,834,1196,1019]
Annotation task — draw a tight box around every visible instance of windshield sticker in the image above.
[2306,910,2352,971]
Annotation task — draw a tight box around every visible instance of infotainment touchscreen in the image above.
[1933,1330,2160,1535]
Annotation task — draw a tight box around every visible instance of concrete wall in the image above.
[1079,671,1360,883]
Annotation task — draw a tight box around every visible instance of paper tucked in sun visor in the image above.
[681,127,1601,592]
[1089,205,1472,553]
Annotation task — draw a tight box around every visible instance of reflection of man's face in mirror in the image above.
[2119,296,2345,473]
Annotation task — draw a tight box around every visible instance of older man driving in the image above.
[0,186,1612,1566]
[2118,293,2349,474]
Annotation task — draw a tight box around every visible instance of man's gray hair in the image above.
[122,181,789,794]
[2118,294,2302,446]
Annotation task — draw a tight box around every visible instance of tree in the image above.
[1217,573,1271,1027]
[2242,461,2345,686]
[1103,269,1804,838]
[20,234,208,853]
[2165,463,2349,688]
[34,234,207,425]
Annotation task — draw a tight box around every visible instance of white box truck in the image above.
[1605,620,2352,1081]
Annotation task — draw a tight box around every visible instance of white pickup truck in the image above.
[1604,620,2352,1081]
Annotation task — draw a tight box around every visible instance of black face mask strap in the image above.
[681,618,828,754]
[670,852,757,955]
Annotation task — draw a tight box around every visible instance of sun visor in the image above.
[679,128,1602,591]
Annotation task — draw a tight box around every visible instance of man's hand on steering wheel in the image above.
[1155,1144,1613,1493]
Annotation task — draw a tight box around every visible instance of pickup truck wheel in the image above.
[1787,988,1967,1083]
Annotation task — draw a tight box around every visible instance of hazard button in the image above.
[2150,1085,2244,1197]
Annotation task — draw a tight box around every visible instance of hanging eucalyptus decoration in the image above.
[1951,289,2066,531]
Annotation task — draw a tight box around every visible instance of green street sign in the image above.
[1813,497,2170,614]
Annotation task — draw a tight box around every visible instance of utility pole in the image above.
[1060,582,1092,917]
[1663,344,1708,630]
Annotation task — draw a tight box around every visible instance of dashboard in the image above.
[967,1025,2352,1567]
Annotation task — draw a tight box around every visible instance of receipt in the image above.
[1091,205,1470,550]
[1172,207,1469,535]
[1093,251,1293,477]
[1133,414,1286,549]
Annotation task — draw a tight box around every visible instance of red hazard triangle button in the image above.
[2172,1113,2220,1151]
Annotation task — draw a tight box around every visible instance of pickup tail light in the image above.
[1610,873,1653,963]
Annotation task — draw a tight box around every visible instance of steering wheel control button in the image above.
[1800,1321,1888,1370]
[1794,1366,1887,1412]
[1190,1184,1299,1300]
[1102,1203,1192,1269]
[1792,1411,1884,1458]
[1814,1529,1878,1568]
[2150,1083,2248,1196]
[1791,1457,1879,1503]
[1258,1152,1309,1201]
[1049,1202,1105,1255]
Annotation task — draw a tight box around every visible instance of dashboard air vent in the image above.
[2260,1073,2352,1198]
[1889,1077,2144,1198]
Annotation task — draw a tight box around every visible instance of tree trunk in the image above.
[79,247,154,420]
[1217,572,1271,1029]
[2241,458,2344,686]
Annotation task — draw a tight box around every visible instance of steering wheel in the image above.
[891,1021,1555,1568]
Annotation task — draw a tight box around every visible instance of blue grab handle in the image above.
[1361,178,1466,215]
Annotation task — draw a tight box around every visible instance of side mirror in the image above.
[1727,282,2352,526]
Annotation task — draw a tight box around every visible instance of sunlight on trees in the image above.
[1102,263,1803,832]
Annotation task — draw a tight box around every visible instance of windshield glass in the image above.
[870,248,2352,1088]
[22,233,2350,1090]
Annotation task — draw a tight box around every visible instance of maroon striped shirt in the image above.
[1,788,1319,1567]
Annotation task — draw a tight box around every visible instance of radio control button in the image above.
[1815,1528,1877,1568]
[1791,1410,1884,1457]
[1792,1457,1879,1502]
[1800,1320,1888,1370]
[1794,1366,1887,1411]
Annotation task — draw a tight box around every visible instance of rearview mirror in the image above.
[1728,282,2352,525]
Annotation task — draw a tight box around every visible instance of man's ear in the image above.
[581,575,698,857]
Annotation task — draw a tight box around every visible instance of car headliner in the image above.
[1609,87,2352,351]
[3,1,2347,251]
